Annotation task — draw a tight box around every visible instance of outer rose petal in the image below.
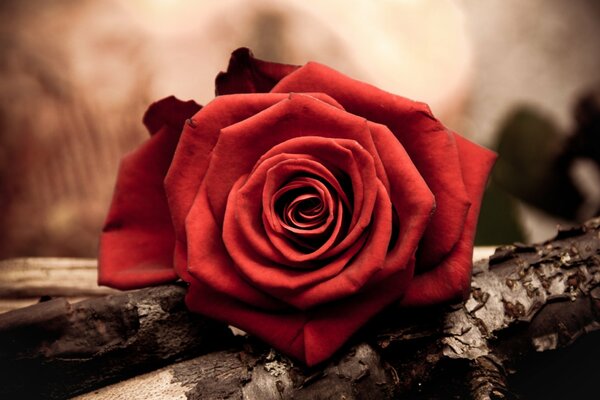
[215,48,300,96]
[185,280,308,361]
[142,95,203,135]
[400,134,497,306]
[99,96,201,289]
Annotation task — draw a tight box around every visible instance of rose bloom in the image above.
[99,48,496,366]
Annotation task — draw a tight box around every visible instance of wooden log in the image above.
[73,344,396,400]
[0,284,234,399]
[368,220,600,399]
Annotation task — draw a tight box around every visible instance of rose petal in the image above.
[224,181,392,310]
[166,93,343,279]
[186,180,284,310]
[273,177,336,238]
[215,48,300,96]
[143,95,202,135]
[271,63,471,270]
[185,257,415,366]
[399,134,497,306]
[260,156,349,250]
[363,121,436,280]
[99,96,200,289]
[166,93,288,278]
[204,94,372,225]
[228,137,377,266]
[302,262,414,366]
[185,279,308,362]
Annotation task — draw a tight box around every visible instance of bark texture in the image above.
[0,284,234,399]
[2,219,600,399]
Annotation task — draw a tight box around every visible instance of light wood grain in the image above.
[0,257,120,313]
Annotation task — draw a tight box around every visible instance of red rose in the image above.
[99,48,496,366]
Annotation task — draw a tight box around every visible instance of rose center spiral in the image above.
[272,176,339,250]
[282,192,325,229]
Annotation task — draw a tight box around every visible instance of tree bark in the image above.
[0,284,234,399]
[1,219,600,399]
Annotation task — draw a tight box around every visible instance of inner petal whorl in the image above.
[284,193,324,228]
[273,177,335,238]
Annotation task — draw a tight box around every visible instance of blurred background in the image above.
[1,0,599,258]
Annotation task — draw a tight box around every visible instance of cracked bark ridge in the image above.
[0,284,234,399]
[443,219,600,396]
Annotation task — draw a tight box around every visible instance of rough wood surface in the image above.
[74,344,395,400]
[371,219,600,399]
[2,222,600,399]
[0,284,234,399]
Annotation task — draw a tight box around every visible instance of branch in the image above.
[0,284,234,399]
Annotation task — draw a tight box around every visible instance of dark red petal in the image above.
[215,48,300,96]
[366,121,435,277]
[143,95,201,135]
[271,63,471,270]
[99,142,172,287]
[99,97,200,289]
[303,263,414,366]
[399,134,497,306]
[274,178,335,236]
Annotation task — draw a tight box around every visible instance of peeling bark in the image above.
[2,219,600,399]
